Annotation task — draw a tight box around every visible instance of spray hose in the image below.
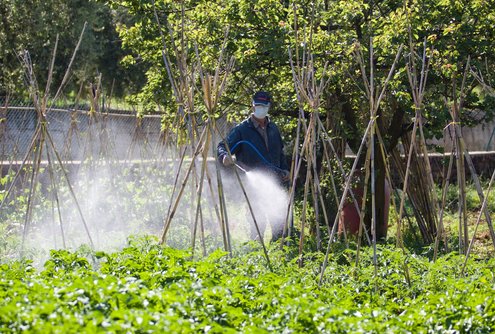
[229,140,286,174]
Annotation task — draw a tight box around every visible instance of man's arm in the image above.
[217,126,241,165]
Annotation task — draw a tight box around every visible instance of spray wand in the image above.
[234,162,248,174]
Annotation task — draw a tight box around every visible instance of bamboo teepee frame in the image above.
[0,25,95,251]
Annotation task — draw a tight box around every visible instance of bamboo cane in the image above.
[461,166,495,274]
[194,39,234,256]
[21,127,44,251]
[320,41,403,286]
[467,66,495,250]
[320,137,341,236]
[280,105,302,246]
[45,143,67,249]
[43,34,58,112]
[191,123,211,257]
[355,142,372,270]
[451,77,468,254]
[445,59,495,251]
[398,39,438,246]
[316,117,372,245]
[281,51,305,246]
[50,22,87,107]
[45,129,94,248]
[434,145,454,260]
[288,47,332,258]
[313,124,333,243]
[311,127,322,250]
[161,127,208,243]
[459,139,495,248]
[18,29,94,250]
[280,107,313,243]
[319,119,374,285]
[375,126,412,286]
[298,151,312,266]
[154,9,239,257]
[213,134,232,254]
[153,0,203,252]
[456,133,467,254]
[368,38,379,293]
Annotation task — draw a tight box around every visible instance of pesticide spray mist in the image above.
[220,168,289,242]
[22,161,290,260]
[16,120,181,260]
[10,115,289,262]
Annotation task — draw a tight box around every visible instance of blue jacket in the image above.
[217,116,288,172]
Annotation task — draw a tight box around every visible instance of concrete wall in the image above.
[428,111,495,152]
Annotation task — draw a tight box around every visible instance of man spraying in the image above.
[217,91,290,242]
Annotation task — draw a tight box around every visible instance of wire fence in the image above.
[0,98,234,165]
[0,98,166,162]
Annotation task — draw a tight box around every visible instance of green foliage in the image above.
[0,0,138,97]
[3,0,495,139]
[439,181,495,213]
[4,0,495,146]
[102,0,495,148]
[1,237,495,332]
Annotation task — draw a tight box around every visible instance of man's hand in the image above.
[281,170,290,182]
[222,154,235,167]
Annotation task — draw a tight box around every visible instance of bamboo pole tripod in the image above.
[0,26,95,252]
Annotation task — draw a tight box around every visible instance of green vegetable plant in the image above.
[1,235,494,333]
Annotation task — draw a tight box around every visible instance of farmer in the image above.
[217,91,290,242]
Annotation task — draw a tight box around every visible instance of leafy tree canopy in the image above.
[3,0,495,140]
[106,0,495,144]
[0,0,140,99]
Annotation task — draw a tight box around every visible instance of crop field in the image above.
[0,236,494,333]
[1,145,494,332]
[2,119,495,333]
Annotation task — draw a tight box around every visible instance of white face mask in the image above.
[253,105,270,119]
